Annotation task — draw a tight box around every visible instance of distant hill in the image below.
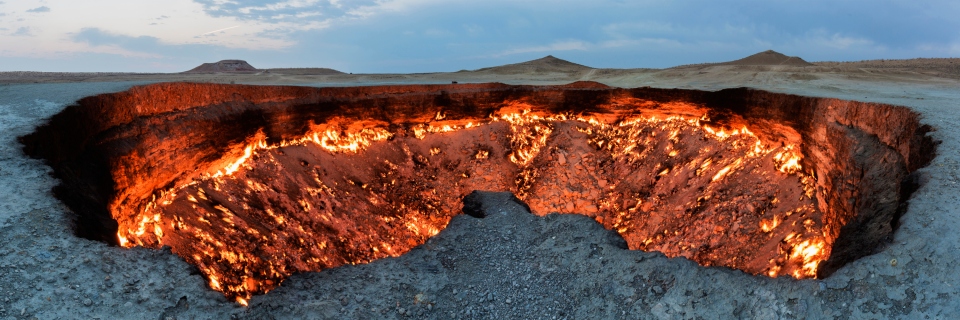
[475,55,593,74]
[184,60,258,73]
[720,50,813,66]
[672,50,813,68]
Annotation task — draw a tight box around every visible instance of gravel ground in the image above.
[814,58,960,79]
[0,70,958,319]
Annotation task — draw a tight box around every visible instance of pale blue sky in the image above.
[1,0,958,72]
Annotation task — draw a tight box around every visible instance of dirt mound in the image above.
[720,50,813,66]
[184,60,258,73]
[476,55,592,74]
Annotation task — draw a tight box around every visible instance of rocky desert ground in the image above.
[1,51,959,319]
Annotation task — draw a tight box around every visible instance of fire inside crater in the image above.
[20,82,936,305]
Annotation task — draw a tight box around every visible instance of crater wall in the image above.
[19,82,936,299]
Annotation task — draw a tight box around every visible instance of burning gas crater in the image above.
[21,83,934,305]
[122,109,817,303]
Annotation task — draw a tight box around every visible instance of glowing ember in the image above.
[118,106,828,303]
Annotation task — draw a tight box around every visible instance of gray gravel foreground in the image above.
[243,191,816,319]
[0,75,958,319]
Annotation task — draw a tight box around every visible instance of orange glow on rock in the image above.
[116,108,830,303]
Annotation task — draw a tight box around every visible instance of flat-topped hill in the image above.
[720,50,813,66]
[184,60,258,73]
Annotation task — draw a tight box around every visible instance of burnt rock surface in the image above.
[18,82,935,297]
[243,191,640,319]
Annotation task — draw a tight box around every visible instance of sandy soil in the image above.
[0,55,958,319]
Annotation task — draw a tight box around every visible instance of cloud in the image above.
[11,27,31,36]
[602,21,677,38]
[463,24,483,35]
[495,40,590,57]
[197,25,241,37]
[26,6,51,13]
[182,0,400,46]
[950,43,960,55]
[70,28,167,58]
[817,34,876,50]
[74,28,158,48]
[191,0,436,27]
[770,29,889,61]
[67,27,279,64]
[194,0,368,22]
[599,38,684,49]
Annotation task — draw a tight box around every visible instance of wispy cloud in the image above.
[599,38,684,49]
[183,0,412,47]
[198,25,241,36]
[195,0,371,22]
[193,0,440,28]
[71,28,168,58]
[813,33,877,50]
[951,43,960,55]
[11,26,31,36]
[26,6,50,13]
[495,40,590,57]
